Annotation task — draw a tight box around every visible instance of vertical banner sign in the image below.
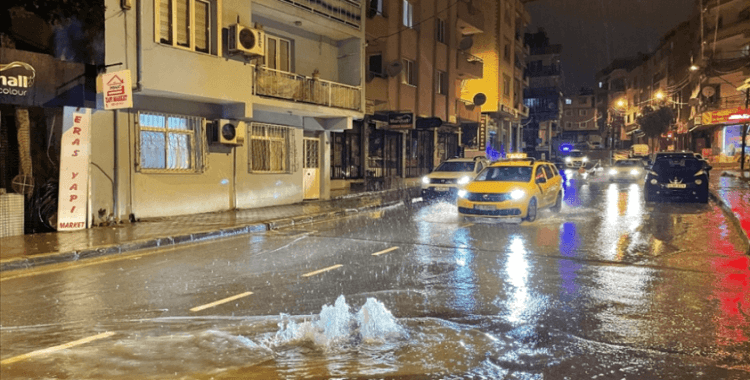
[100,70,133,110]
[57,107,92,231]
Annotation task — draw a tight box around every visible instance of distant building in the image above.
[561,88,598,145]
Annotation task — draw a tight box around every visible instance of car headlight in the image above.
[565,157,572,163]
[630,169,640,175]
[650,179,658,185]
[582,157,589,162]
[422,176,430,185]
[457,189,468,198]
[695,179,703,185]
[457,176,471,185]
[609,169,617,175]
[510,190,525,200]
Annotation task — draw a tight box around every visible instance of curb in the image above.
[708,188,750,255]
[0,189,419,273]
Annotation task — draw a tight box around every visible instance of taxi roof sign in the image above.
[507,153,527,159]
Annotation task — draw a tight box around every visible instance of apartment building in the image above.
[561,89,598,145]
[594,58,638,149]
[522,27,563,160]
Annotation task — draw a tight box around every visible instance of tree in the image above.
[637,106,674,139]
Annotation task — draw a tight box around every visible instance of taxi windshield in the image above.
[476,166,532,182]
[569,151,585,158]
[614,160,641,167]
[434,162,475,172]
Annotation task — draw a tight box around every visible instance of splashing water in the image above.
[274,295,405,350]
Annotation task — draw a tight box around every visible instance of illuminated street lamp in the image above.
[689,64,700,71]
[655,90,665,100]
[616,99,626,108]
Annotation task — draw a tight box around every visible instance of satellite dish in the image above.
[458,36,473,51]
[386,61,403,77]
[473,93,487,106]
[701,86,715,98]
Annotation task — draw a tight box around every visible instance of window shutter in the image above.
[195,0,209,52]
[159,0,172,43]
[176,0,189,47]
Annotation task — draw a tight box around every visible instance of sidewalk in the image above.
[1,186,420,273]
[708,163,750,254]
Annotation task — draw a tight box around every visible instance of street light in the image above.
[655,90,665,100]
[689,64,700,72]
[616,99,626,108]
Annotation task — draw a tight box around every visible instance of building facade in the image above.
[561,89,598,146]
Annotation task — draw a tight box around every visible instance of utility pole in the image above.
[741,88,749,173]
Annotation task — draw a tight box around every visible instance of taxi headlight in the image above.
[630,169,640,176]
[609,169,617,175]
[457,176,471,185]
[422,176,430,185]
[565,157,572,163]
[457,189,468,198]
[510,190,525,200]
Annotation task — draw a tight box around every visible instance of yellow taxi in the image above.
[456,156,564,222]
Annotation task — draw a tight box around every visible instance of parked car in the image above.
[608,159,645,182]
[457,158,563,222]
[421,156,489,200]
[644,155,711,203]
[652,152,712,180]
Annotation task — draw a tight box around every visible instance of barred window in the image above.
[249,123,296,173]
[137,112,204,172]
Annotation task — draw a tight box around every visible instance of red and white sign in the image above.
[57,108,91,231]
[100,70,133,110]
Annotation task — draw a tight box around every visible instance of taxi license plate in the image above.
[666,184,686,189]
[434,188,448,192]
[475,205,496,210]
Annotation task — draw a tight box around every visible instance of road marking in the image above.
[1,331,116,365]
[372,247,399,256]
[302,264,343,277]
[288,230,316,239]
[190,291,254,312]
[460,223,474,228]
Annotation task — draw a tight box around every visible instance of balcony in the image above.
[457,99,481,122]
[518,104,529,118]
[705,19,750,44]
[456,0,484,35]
[456,51,483,79]
[254,66,362,111]
[277,0,362,30]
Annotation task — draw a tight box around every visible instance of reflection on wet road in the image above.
[1,177,749,379]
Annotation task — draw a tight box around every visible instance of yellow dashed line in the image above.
[1,331,116,365]
[190,291,254,312]
[372,247,400,256]
[302,264,343,277]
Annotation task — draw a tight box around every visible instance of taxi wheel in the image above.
[524,198,537,222]
[551,192,562,213]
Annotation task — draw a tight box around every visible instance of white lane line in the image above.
[302,264,343,278]
[190,291,254,312]
[288,230,316,239]
[1,331,116,365]
[372,247,400,256]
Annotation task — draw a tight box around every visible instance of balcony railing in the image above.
[254,66,362,111]
[457,51,483,79]
[278,0,362,29]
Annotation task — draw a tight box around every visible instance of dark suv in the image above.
[644,155,711,203]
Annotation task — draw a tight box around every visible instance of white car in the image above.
[564,150,589,169]
[421,157,489,200]
[608,159,645,182]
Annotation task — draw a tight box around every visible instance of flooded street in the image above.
[2,178,749,379]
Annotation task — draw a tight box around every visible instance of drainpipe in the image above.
[135,0,143,92]
[113,110,119,221]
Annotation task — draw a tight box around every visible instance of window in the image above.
[565,110,572,116]
[249,123,296,173]
[598,81,603,88]
[542,165,553,179]
[565,121,572,129]
[369,53,383,77]
[403,59,416,86]
[504,1,512,25]
[265,35,291,72]
[436,18,446,44]
[565,98,572,105]
[157,0,214,54]
[578,97,587,104]
[579,121,587,129]
[579,109,587,116]
[369,0,385,17]
[137,112,204,172]
[436,71,447,95]
[503,75,510,97]
[402,0,414,28]
[504,38,511,63]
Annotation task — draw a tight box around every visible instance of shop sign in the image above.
[478,114,487,148]
[100,70,133,110]
[388,112,413,129]
[701,107,750,125]
[676,121,688,134]
[0,61,35,97]
[57,107,91,231]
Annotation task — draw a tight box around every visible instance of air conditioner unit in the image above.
[228,24,265,57]
[213,119,245,145]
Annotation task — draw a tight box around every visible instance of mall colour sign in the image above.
[57,107,92,231]
[702,107,750,125]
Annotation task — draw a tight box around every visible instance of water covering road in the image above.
[1,176,749,379]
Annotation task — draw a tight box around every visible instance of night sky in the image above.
[525,0,697,94]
